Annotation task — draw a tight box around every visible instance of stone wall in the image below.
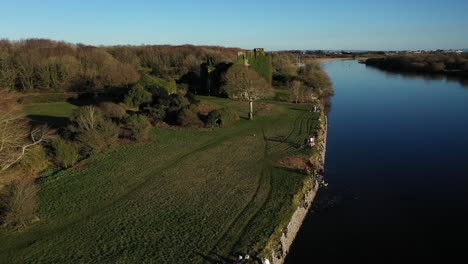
[270,179,319,264]
[267,115,328,264]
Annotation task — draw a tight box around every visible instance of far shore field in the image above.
[313,57,354,62]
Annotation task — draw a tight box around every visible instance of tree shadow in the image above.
[275,166,307,175]
[288,107,308,112]
[265,135,302,149]
[67,91,125,107]
[27,115,70,129]
[195,252,233,263]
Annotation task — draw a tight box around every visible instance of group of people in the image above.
[233,255,270,264]
[304,135,316,148]
[312,104,319,113]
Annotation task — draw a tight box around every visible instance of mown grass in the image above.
[1,96,320,263]
[23,102,78,128]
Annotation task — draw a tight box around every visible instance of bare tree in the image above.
[74,105,102,131]
[289,80,303,103]
[298,62,333,103]
[4,177,39,229]
[0,90,50,172]
[222,64,274,119]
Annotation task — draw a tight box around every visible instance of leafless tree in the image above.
[0,90,51,172]
[223,64,274,119]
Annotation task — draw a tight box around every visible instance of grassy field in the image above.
[23,102,78,128]
[1,96,320,263]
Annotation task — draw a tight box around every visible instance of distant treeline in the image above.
[0,38,241,93]
[365,53,468,77]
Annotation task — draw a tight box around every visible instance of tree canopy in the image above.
[222,64,273,119]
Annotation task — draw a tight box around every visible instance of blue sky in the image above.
[1,0,467,50]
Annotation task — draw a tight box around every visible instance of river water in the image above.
[286,60,468,263]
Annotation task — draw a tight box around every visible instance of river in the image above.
[286,60,468,263]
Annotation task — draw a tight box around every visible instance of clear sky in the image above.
[1,0,467,51]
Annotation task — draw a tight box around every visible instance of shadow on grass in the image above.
[67,91,125,106]
[27,115,70,129]
[288,107,308,112]
[195,252,232,263]
[265,135,302,149]
[275,166,308,175]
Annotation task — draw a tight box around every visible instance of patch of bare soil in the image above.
[277,155,310,173]
[197,103,218,115]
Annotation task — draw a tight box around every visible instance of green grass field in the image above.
[1,97,320,263]
[24,102,78,128]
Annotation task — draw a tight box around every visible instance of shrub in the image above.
[51,138,79,168]
[463,62,468,71]
[73,106,103,132]
[78,120,120,156]
[122,114,151,140]
[97,120,120,147]
[3,178,39,229]
[185,92,200,105]
[19,145,49,175]
[139,74,177,96]
[143,105,167,125]
[176,107,203,127]
[169,94,190,110]
[78,130,105,156]
[206,108,239,127]
[428,62,446,72]
[99,102,127,120]
[123,84,152,108]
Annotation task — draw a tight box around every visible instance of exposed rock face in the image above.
[270,180,319,264]
[268,116,328,264]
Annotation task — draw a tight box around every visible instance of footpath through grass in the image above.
[0,96,320,263]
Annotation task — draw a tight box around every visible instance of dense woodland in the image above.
[0,39,243,94]
[365,53,468,80]
[0,38,332,230]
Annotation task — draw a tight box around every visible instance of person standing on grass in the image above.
[309,135,315,147]
[216,117,223,127]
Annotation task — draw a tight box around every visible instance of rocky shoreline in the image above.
[267,114,328,264]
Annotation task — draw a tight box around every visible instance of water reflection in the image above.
[365,64,468,87]
[286,60,468,263]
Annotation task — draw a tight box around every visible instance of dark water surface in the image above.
[286,60,468,263]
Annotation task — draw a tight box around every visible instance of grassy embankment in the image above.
[0,96,320,263]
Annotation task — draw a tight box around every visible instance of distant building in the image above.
[237,48,267,66]
[236,48,272,83]
[253,48,265,57]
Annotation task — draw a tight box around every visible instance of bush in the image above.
[428,62,446,72]
[99,102,127,120]
[78,130,105,156]
[78,120,120,156]
[97,120,120,147]
[3,178,39,229]
[169,94,190,110]
[176,107,203,127]
[19,145,49,175]
[51,138,79,168]
[139,74,177,96]
[205,108,239,127]
[123,84,152,108]
[122,114,151,140]
[143,105,167,125]
[73,106,103,132]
